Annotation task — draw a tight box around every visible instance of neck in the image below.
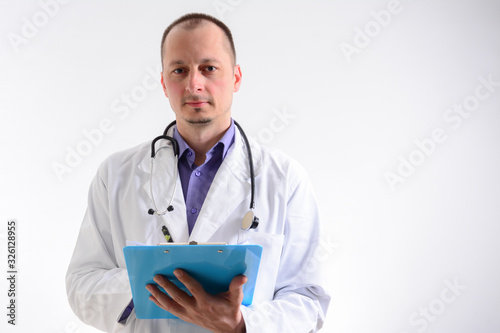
[176,118,231,165]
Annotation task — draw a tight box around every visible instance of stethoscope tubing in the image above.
[149,120,259,230]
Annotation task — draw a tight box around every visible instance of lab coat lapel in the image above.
[188,156,248,243]
[139,138,189,243]
[189,130,260,243]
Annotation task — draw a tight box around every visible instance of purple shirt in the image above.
[118,122,235,323]
[173,120,235,234]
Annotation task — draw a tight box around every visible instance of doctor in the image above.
[66,13,330,333]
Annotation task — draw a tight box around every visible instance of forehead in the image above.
[163,21,233,65]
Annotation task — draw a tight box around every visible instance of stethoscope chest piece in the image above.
[242,210,259,230]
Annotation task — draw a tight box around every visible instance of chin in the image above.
[186,117,213,126]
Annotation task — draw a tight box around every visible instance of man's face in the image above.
[161,22,241,128]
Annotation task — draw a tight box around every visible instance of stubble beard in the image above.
[182,95,215,127]
[185,108,213,127]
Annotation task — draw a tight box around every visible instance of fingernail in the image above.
[174,269,182,278]
[153,275,160,283]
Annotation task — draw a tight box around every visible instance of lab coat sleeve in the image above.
[241,164,331,332]
[65,164,132,333]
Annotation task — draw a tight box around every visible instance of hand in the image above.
[146,269,247,333]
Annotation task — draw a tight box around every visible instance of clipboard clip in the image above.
[158,241,228,246]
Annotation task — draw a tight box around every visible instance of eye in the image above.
[204,66,217,72]
[173,68,186,74]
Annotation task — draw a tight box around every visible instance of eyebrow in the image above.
[200,58,220,64]
[167,58,221,67]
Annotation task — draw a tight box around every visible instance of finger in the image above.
[174,269,207,300]
[146,284,182,313]
[147,287,167,308]
[230,274,248,291]
[227,275,247,303]
[153,274,194,307]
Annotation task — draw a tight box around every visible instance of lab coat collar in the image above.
[138,122,262,243]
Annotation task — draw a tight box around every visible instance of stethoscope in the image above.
[147,120,259,231]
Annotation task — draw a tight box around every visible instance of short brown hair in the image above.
[160,13,236,67]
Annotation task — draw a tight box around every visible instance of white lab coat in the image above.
[66,127,330,332]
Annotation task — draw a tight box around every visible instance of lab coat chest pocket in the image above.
[238,230,284,303]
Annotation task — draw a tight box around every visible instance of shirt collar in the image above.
[173,119,235,165]
[218,119,235,159]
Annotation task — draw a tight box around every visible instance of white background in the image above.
[1,0,500,332]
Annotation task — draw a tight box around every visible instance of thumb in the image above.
[227,275,247,302]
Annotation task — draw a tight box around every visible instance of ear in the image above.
[233,64,242,93]
[160,71,169,98]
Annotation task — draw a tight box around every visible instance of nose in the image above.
[186,70,204,93]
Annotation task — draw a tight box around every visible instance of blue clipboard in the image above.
[123,244,262,319]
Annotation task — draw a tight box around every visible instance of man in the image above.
[66,13,330,332]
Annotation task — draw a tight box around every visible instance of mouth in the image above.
[183,95,212,108]
[185,101,209,108]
